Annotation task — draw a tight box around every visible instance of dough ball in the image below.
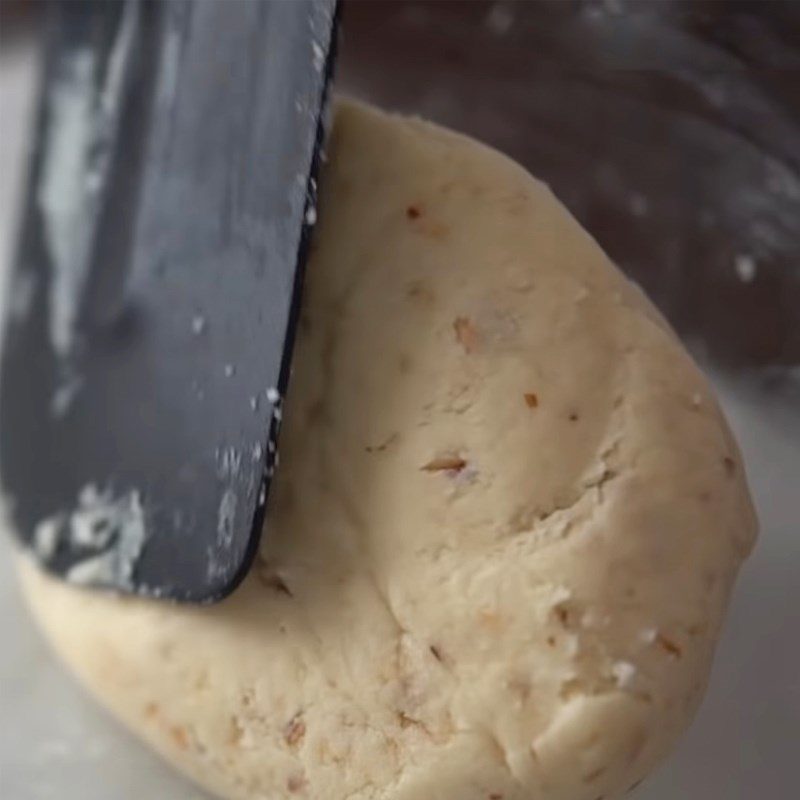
[18,100,757,800]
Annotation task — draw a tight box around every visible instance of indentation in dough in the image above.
[508,440,621,541]
[255,557,293,597]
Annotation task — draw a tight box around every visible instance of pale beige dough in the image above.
[18,100,757,800]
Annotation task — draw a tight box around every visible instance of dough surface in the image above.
[18,100,757,800]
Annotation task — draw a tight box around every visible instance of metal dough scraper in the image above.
[0,0,338,602]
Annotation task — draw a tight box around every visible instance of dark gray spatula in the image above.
[0,0,338,602]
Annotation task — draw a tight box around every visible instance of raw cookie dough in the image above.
[18,100,757,800]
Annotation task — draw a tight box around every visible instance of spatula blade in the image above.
[0,0,338,602]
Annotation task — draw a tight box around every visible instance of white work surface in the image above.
[1,32,797,800]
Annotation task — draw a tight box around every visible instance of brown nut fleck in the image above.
[169,724,189,751]
[657,633,683,659]
[453,316,479,353]
[524,392,539,408]
[723,455,736,475]
[285,714,306,747]
[398,711,418,729]
[366,433,398,454]
[421,455,467,473]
